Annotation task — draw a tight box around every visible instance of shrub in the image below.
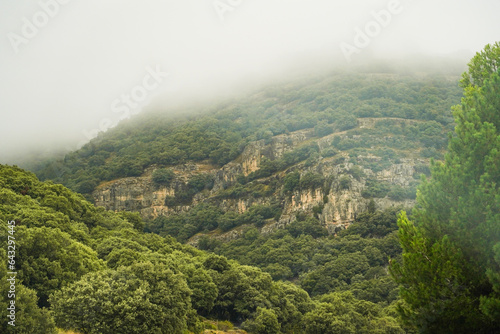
[299,172,325,190]
[339,175,352,190]
[152,168,175,187]
[283,172,300,193]
[387,185,406,201]
[314,121,334,137]
[348,165,365,180]
[361,179,390,198]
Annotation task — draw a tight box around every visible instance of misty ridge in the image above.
[1,0,498,166]
[2,55,469,169]
[0,1,500,334]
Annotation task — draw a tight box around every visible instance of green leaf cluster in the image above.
[390,42,500,333]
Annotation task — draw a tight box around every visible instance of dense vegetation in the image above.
[34,69,462,199]
[0,165,406,333]
[200,208,403,301]
[4,45,499,333]
[390,42,500,333]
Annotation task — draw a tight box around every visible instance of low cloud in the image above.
[0,0,499,164]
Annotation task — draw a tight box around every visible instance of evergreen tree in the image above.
[391,42,500,333]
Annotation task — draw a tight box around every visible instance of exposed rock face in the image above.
[94,164,211,220]
[93,120,425,237]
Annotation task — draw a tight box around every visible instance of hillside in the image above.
[33,69,462,248]
[0,164,408,333]
[5,43,500,331]
[35,69,461,195]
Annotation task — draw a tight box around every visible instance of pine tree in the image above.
[391,42,500,333]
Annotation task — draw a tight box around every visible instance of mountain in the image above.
[0,164,406,333]
[6,44,499,333]
[34,67,462,245]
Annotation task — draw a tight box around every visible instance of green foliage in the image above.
[207,208,402,306]
[1,164,324,332]
[118,211,145,231]
[391,43,500,333]
[335,112,358,131]
[161,172,215,206]
[461,41,500,88]
[0,250,57,333]
[243,143,320,184]
[303,292,404,334]
[390,213,479,333]
[0,165,110,230]
[348,165,365,180]
[147,203,281,242]
[178,261,218,315]
[321,147,338,158]
[188,173,215,192]
[152,168,175,187]
[361,178,391,198]
[2,63,476,333]
[413,163,431,178]
[367,198,376,214]
[314,120,333,137]
[242,307,280,334]
[287,216,328,238]
[388,184,417,201]
[299,172,325,190]
[282,171,300,193]
[341,208,401,239]
[50,262,192,334]
[151,204,222,241]
[16,226,105,307]
[301,252,371,296]
[480,243,500,320]
[339,175,352,190]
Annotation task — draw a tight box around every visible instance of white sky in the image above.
[1,0,499,164]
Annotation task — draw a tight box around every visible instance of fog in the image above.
[1,0,499,165]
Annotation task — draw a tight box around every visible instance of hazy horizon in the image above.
[1,0,499,165]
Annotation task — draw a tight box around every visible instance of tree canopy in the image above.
[0,164,405,333]
[391,42,500,333]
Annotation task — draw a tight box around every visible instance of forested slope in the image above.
[0,165,407,333]
[4,45,499,334]
[30,67,464,257]
[35,69,462,198]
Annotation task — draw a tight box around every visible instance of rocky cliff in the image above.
[93,117,426,241]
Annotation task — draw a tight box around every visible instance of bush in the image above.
[152,168,175,187]
[50,262,192,334]
[287,217,328,238]
[388,185,406,201]
[283,172,300,193]
[322,147,338,158]
[348,165,365,180]
[242,308,280,334]
[339,175,352,190]
[420,147,442,159]
[187,173,214,192]
[314,121,334,137]
[361,179,390,198]
[335,113,357,131]
[299,172,325,190]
